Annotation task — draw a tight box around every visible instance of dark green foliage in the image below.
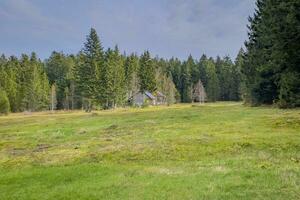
[139,51,156,92]
[168,53,243,103]
[278,71,300,108]
[45,52,76,109]
[0,53,49,113]
[0,56,17,112]
[75,28,104,111]
[205,59,219,102]
[24,53,49,111]
[0,89,10,114]
[198,55,208,88]
[243,0,300,108]
[180,55,194,102]
[100,46,126,108]
[169,58,182,94]
[17,53,49,111]
[124,53,139,99]
[218,57,233,101]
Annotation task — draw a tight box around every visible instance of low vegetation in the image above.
[0,103,299,199]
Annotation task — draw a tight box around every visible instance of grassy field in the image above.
[0,102,299,200]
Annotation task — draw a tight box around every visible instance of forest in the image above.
[0,0,299,114]
[0,29,243,113]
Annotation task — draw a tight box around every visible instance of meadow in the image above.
[0,102,299,200]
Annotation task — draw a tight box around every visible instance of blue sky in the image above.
[0,0,256,60]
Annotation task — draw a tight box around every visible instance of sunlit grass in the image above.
[0,102,299,199]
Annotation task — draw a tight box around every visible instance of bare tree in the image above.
[50,84,57,111]
[193,80,206,103]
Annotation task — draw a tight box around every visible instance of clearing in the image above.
[0,102,299,199]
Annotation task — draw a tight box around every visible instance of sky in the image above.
[0,0,256,60]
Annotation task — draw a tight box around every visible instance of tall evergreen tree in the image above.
[205,59,219,102]
[0,89,10,115]
[139,51,156,92]
[198,55,208,88]
[75,28,104,111]
[232,48,244,101]
[124,53,139,99]
[219,56,233,101]
[243,0,300,107]
[0,56,17,111]
[45,52,76,109]
[100,46,126,108]
[180,55,194,102]
[18,53,49,111]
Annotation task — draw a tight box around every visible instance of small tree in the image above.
[193,80,206,103]
[50,84,57,111]
[0,89,10,115]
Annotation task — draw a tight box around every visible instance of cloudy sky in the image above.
[0,0,256,60]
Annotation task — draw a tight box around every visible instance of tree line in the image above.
[0,28,243,113]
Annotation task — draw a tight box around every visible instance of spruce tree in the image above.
[205,59,219,102]
[0,89,10,115]
[45,52,75,109]
[219,56,233,101]
[198,55,208,88]
[75,28,104,111]
[169,58,182,98]
[243,0,300,107]
[139,51,156,92]
[124,53,139,99]
[232,48,244,101]
[180,55,194,103]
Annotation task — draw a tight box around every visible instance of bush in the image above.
[141,101,149,108]
[0,90,10,115]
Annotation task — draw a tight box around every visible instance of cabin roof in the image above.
[144,91,155,99]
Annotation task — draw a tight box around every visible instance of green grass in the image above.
[0,102,299,199]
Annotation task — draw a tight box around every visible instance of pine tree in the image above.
[124,53,139,99]
[232,48,244,101]
[45,52,75,109]
[100,48,114,108]
[139,51,156,92]
[100,46,126,109]
[0,89,10,115]
[242,0,300,107]
[205,59,219,102]
[219,56,234,101]
[0,57,18,112]
[64,87,70,110]
[40,71,50,109]
[18,53,49,111]
[111,46,126,107]
[198,55,208,88]
[169,58,182,100]
[75,28,104,111]
[180,55,194,102]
